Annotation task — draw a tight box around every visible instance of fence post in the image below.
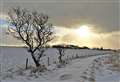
[26,58,28,69]
[48,57,50,66]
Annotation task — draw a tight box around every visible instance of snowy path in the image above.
[45,56,104,82]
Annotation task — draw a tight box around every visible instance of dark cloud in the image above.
[1,0,119,33]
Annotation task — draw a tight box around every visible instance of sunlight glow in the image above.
[76,25,91,38]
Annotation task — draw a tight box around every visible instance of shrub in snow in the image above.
[57,48,65,64]
[30,65,47,73]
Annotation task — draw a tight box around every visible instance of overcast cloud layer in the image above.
[1,0,119,32]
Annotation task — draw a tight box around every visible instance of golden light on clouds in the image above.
[50,25,120,49]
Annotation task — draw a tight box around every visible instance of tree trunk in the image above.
[59,55,62,63]
[31,53,40,67]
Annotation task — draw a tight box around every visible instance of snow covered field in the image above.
[0,47,119,82]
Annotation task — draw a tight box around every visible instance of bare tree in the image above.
[57,48,65,64]
[8,7,54,67]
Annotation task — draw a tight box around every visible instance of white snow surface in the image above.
[0,47,119,82]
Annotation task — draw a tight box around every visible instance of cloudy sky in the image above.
[0,0,120,49]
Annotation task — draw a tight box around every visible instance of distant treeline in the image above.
[52,45,89,49]
[51,45,117,52]
[0,44,117,52]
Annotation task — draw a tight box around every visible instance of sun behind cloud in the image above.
[76,25,92,38]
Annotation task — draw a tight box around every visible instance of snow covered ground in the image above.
[81,53,120,82]
[0,47,119,82]
[95,54,120,82]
